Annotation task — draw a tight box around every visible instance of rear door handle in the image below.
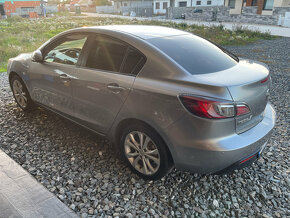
[107,83,125,93]
[59,74,71,85]
[59,74,70,80]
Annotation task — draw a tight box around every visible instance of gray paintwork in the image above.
[7,25,276,174]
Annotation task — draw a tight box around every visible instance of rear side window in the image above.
[147,34,237,75]
[85,35,128,72]
[121,47,146,75]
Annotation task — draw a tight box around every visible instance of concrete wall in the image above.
[96,5,115,13]
[167,5,290,25]
[113,0,153,16]
[45,5,58,13]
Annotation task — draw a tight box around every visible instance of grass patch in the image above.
[0,13,278,72]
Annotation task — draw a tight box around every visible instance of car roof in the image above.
[90,25,191,40]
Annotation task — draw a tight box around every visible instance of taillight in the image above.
[179,95,250,119]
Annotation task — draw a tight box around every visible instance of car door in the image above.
[72,34,146,134]
[29,33,90,116]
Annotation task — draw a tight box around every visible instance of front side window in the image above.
[228,0,235,8]
[148,34,238,75]
[85,35,128,72]
[263,0,274,10]
[44,34,88,66]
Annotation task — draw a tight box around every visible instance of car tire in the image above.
[10,75,35,111]
[120,123,172,180]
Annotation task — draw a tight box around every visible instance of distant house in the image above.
[174,0,224,7]
[0,0,41,16]
[113,0,154,16]
[225,0,290,15]
[153,0,170,14]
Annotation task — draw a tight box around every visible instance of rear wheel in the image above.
[120,124,172,180]
[11,75,35,111]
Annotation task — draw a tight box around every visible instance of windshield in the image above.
[148,34,238,75]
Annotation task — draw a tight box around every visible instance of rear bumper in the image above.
[169,103,276,174]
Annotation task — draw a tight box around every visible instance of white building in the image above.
[174,0,224,7]
[153,0,170,14]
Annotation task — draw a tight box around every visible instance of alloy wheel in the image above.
[124,131,160,175]
[12,79,27,108]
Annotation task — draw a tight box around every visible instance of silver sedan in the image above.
[7,25,276,180]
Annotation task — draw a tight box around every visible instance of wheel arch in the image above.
[8,71,19,85]
[114,118,174,165]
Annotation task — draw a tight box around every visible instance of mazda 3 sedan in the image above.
[7,25,276,180]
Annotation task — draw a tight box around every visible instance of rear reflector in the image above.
[239,154,256,164]
[236,104,250,116]
[261,77,268,83]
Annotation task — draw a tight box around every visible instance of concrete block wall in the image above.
[167,5,290,25]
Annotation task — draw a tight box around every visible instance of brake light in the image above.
[179,96,235,119]
[179,95,250,119]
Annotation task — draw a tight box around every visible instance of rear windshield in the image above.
[147,34,238,75]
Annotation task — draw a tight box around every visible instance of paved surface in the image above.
[81,12,290,37]
[0,150,78,218]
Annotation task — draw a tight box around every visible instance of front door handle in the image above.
[107,83,125,93]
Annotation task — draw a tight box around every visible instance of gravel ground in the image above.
[0,37,289,217]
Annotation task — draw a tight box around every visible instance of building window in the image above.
[179,1,187,7]
[228,0,236,8]
[156,2,160,9]
[251,0,257,6]
[207,1,211,5]
[263,0,274,10]
[196,1,201,5]
[123,3,127,6]
[163,2,168,9]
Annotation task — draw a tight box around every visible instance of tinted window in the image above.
[121,48,146,75]
[148,34,237,75]
[85,35,128,72]
[44,34,88,66]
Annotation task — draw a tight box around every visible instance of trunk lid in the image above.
[191,59,270,134]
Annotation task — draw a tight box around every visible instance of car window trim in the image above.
[41,60,78,69]
[80,33,147,76]
[75,65,137,77]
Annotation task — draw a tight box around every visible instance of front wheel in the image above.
[11,75,35,111]
[120,124,172,180]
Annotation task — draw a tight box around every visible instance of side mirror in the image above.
[32,50,43,62]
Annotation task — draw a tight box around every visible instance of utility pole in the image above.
[40,0,44,16]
